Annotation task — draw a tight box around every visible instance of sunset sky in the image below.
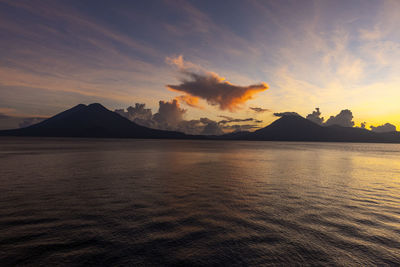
[1,0,400,131]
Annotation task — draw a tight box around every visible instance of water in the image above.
[1,137,400,266]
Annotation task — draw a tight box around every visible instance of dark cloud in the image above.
[167,71,268,111]
[218,117,262,125]
[115,101,215,134]
[360,122,366,129]
[306,108,324,125]
[305,108,362,129]
[325,109,354,127]
[370,123,396,133]
[115,101,185,131]
[222,124,261,132]
[115,102,263,135]
[200,118,223,135]
[175,118,224,135]
[115,103,154,128]
[250,107,270,113]
[273,112,301,117]
[175,119,203,135]
[218,115,233,120]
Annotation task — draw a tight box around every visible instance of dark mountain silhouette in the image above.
[1,104,399,143]
[250,115,325,141]
[0,103,187,139]
[238,115,400,143]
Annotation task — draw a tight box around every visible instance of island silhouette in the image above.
[1,103,399,143]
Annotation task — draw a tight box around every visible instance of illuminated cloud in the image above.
[370,123,396,133]
[325,109,354,127]
[167,71,268,111]
[175,95,203,109]
[166,55,268,111]
[165,55,198,71]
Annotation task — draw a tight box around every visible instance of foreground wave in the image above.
[0,138,400,266]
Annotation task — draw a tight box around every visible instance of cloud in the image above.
[115,103,154,128]
[0,113,46,130]
[175,95,203,109]
[115,103,152,121]
[222,124,261,132]
[115,101,264,135]
[166,56,268,111]
[199,118,223,135]
[218,116,262,125]
[250,107,270,113]
[359,27,382,41]
[114,101,216,134]
[273,112,301,117]
[306,108,324,125]
[115,100,186,131]
[174,119,204,135]
[324,109,354,127]
[175,117,232,135]
[19,117,45,128]
[0,0,172,108]
[370,123,396,133]
[218,115,234,120]
[0,107,16,115]
[153,99,186,129]
[166,55,186,70]
[284,108,397,133]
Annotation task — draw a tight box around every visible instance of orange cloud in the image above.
[167,71,268,112]
[166,55,268,111]
[175,95,204,109]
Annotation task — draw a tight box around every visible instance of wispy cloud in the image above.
[0,0,172,108]
[1,0,400,128]
[250,107,270,113]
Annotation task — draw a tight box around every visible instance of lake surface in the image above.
[1,138,400,266]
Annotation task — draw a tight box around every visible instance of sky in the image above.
[1,0,400,132]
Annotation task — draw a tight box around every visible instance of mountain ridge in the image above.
[238,115,400,143]
[0,103,188,139]
[1,104,399,143]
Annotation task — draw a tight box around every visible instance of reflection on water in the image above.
[0,138,400,265]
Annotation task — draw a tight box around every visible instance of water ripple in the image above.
[1,138,400,265]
